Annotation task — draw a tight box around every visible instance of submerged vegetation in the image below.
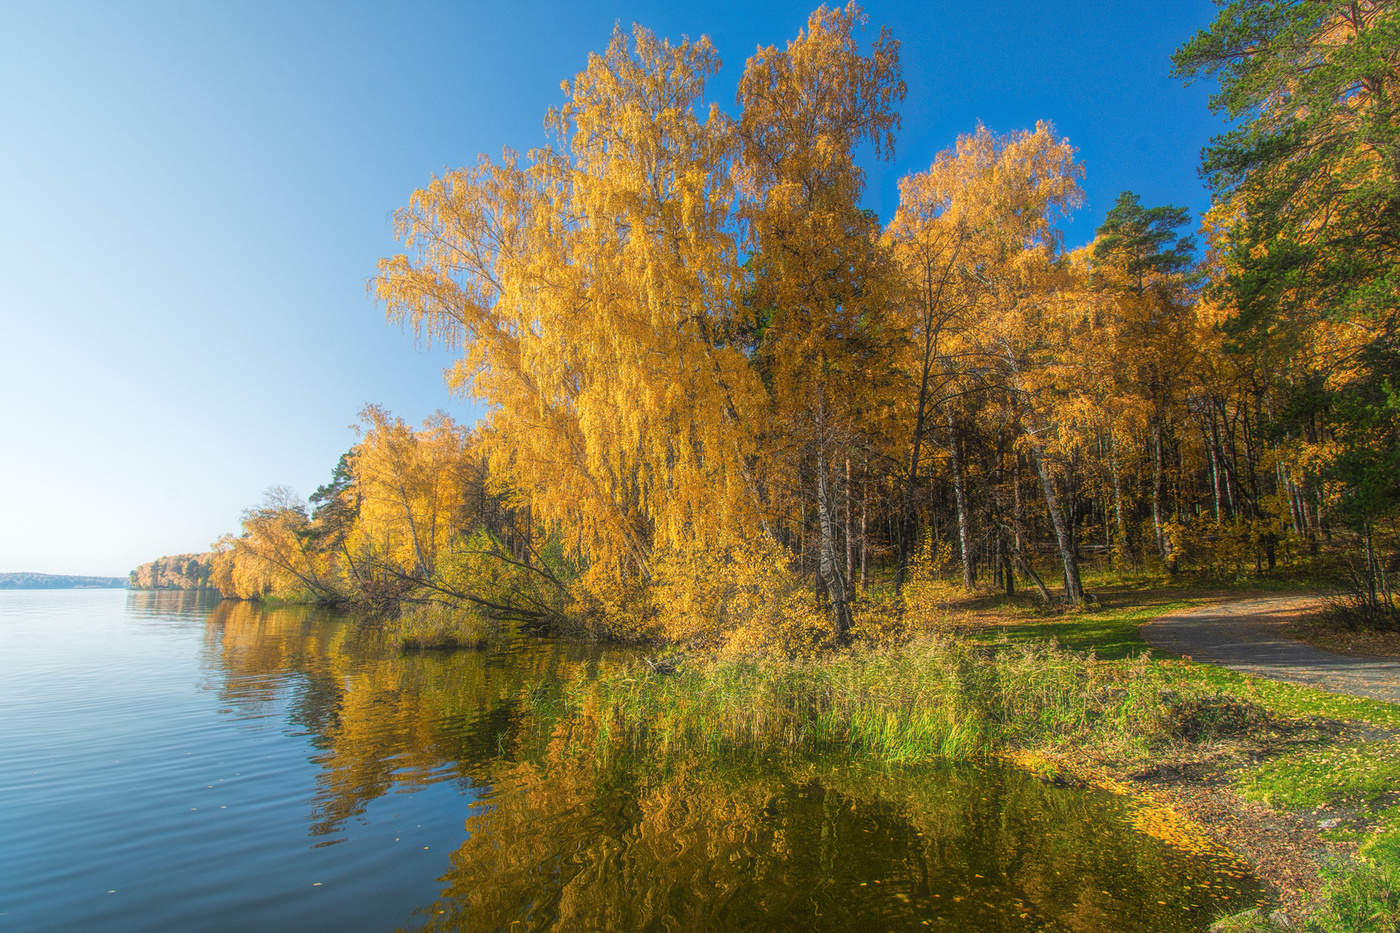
[387,602,498,651]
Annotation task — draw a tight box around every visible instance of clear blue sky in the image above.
[0,1,1221,577]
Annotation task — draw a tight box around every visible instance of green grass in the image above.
[974,585,1400,929]
[537,634,1268,769]
[1032,586,1400,931]
[1195,666,1400,728]
[952,586,1400,725]
[948,573,1325,662]
[1225,737,1400,931]
[1074,561,1343,595]
[1243,739,1400,811]
[1305,861,1400,933]
[988,600,1191,658]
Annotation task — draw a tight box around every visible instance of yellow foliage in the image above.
[649,538,829,658]
[183,3,1375,647]
[349,405,477,583]
[374,22,766,584]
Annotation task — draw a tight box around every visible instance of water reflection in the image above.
[125,588,221,616]
[405,758,1264,932]
[206,600,620,835]
[198,599,1266,931]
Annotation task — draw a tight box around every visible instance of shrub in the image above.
[388,602,496,650]
[646,539,831,658]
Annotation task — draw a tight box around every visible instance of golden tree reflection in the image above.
[207,600,620,832]
[410,755,1265,932]
[203,602,1265,930]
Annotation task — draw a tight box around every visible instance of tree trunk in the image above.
[859,454,868,591]
[1151,417,1176,573]
[1066,454,1080,561]
[1364,521,1380,614]
[844,456,854,585]
[1109,432,1130,566]
[1031,444,1083,604]
[949,413,975,590]
[1207,426,1222,523]
[815,398,852,639]
[816,446,853,639]
[1215,397,1241,518]
[397,481,433,581]
[895,400,928,593]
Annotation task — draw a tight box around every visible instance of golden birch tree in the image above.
[375,25,766,623]
[735,2,905,637]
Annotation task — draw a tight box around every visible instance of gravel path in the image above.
[1142,595,1400,704]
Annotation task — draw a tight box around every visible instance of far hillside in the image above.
[0,572,126,589]
[128,554,217,591]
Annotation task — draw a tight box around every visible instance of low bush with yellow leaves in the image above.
[1165,516,1310,578]
[387,601,496,650]
[647,538,830,658]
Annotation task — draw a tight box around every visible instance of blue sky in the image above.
[0,1,1222,576]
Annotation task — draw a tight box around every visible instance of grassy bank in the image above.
[1227,734,1400,932]
[526,587,1400,931]
[537,637,1253,764]
[974,589,1400,932]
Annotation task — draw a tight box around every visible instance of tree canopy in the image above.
[198,1,1400,641]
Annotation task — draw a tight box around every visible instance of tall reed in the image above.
[536,636,1235,765]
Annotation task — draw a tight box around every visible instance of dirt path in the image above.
[1143,595,1400,704]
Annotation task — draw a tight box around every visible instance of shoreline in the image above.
[529,591,1400,930]
[108,583,1400,926]
[1014,743,1349,922]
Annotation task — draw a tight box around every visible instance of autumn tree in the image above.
[1089,192,1199,570]
[902,124,1085,602]
[1176,0,1400,614]
[351,405,471,585]
[886,138,975,590]
[163,3,1400,649]
[375,24,768,625]
[229,486,338,602]
[736,2,905,636]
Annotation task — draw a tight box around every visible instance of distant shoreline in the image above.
[0,572,126,589]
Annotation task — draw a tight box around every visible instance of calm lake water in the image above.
[0,589,1269,931]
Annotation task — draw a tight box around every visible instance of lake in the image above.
[0,589,1268,931]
